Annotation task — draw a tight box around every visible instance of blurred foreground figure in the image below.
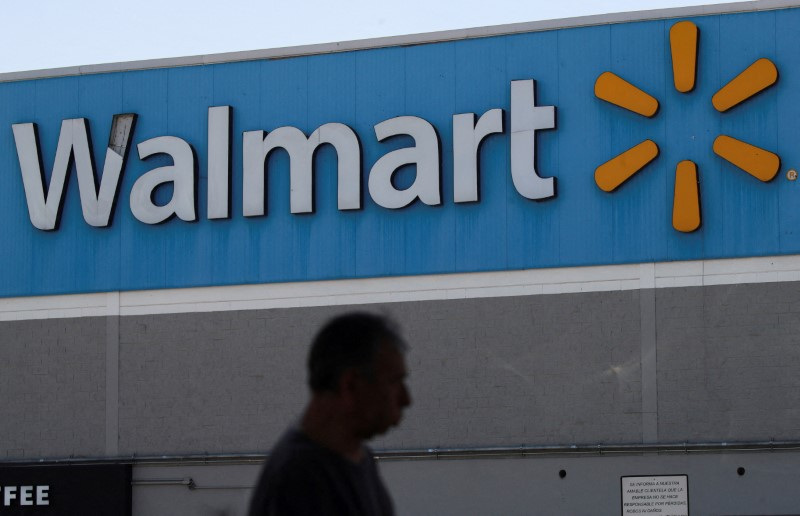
[248,312,411,516]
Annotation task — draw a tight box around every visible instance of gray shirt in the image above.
[248,428,395,516]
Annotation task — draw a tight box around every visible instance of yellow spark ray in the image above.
[713,135,780,181]
[712,58,778,112]
[672,160,701,232]
[594,72,659,117]
[595,140,659,192]
[670,21,698,93]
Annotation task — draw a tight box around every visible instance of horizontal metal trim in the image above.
[0,254,799,320]
[130,478,255,490]
[3,440,800,467]
[132,478,195,488]
[0,453,268,467]
[0,455,263,468]
[1,1,798,82]
[374,441,800,460]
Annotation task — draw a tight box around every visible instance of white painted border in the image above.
[2,0,799,82]
[1,254,799,321]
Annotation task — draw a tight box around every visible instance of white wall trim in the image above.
[1,1,798,83]
[1,254,799,321]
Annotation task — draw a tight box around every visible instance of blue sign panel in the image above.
[0,8,797,297]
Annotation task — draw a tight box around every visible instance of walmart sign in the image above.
[0,7,798,296]
[12,80,555,230]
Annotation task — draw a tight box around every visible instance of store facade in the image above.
[2,1,800,514]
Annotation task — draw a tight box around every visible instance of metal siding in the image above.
[259,57,310,283]
[506,30,560,270]
[664,15,715,261]
[32,77,89,294]
[607,20,669,263]
[354,46,407,277]
[556,25,614,267]
[306,52,358,280]
[776,8,800,248]
[454,36,508,272]
[78,73,124,291]
[119,69,169,291]
[0,81,37,295]
[209,62,261,285]
[404,42,456,275]
[165,66,214,289]
[211,61,263,285]
[717,11,780,258]
[0,9,797,296]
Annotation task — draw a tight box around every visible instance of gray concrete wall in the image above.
[118,310,312,455]
[656,283,800,442]
[0,318,106,459]
[116,292,643,455]
[1,281,799,460]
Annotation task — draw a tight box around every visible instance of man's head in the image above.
[307,312,411,438]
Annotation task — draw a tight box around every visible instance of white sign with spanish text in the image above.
[621,475,688,516]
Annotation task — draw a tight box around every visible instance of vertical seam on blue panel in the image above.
[305,56,310,281]
[164,69,170,286]
[402,44,410,278]
[662,19,669,261]
[609,24,616,263]
[556,29,562,265]
[254,60,264,281]
[452,41,457,269]
[119,74,125,288]
[555,29,561,266]
[504,35,509,268]
[402,46,407,116]
[714,14,720,259]
[353,52,360,276]
[773,10,781,252]
[166,69,171,135]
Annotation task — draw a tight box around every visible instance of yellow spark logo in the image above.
[593,20,780,233]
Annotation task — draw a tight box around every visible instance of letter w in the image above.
[12,114,136,230]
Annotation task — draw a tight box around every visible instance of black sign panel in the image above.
[0,464,131,515]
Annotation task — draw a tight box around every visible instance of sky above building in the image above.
[0,0,740,74]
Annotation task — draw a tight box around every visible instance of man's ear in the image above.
[338,368,361,403]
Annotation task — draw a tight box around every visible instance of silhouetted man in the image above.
[249,312,411,516]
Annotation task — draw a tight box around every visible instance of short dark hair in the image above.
[307,312,406,393]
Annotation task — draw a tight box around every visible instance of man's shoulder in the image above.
[266,428,340,472]
[249,429,358,516]
[257,427,354,494]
